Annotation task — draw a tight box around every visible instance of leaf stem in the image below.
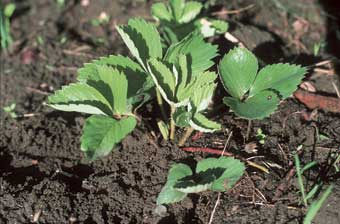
[169,105,176,140]
[178,127,194,147]
[156,89,168,122]
[246,120,252,141]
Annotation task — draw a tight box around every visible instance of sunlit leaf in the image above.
[81,115,137,160]
[219,47,258,99]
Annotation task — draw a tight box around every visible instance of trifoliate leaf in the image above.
[165,33,218,75]
[179,1,202,24]
[148,58,177,105]
[81,115,137,160]
[189,113,221,132]
[196,157,245,191]
[219,47,258,99]
[157,163,192,205]
[48,83,112,116]
[249,63,307,99]
[116,18,162,70]
[223,90,280,120]
[78,55,152,106]
[151,2,172,22]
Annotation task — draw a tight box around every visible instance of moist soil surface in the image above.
[1,0,340,223]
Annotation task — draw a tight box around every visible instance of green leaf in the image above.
[4,3,16,18]
[81,115,137,160]
[148,58,177,104]
[157,120,169,140]
[157,163,192,205]
[116,19,162,69]
[165,33,218,75]
[211,20,229,33]
[169,0,185,22]
[151,2,172,22]
[303,185,333,224]
[179,1,202,23]
[219,47,258,99]
[188,71,217,112]
[196,157,245,191]
[175,54,190,99]
[249,63,306,99]
[48,83,112,116]
[173,107,192,127]
[174,171,215,193]
[223,90,280,120]
[78,55,152,106]
[94,65,128,115]
[189,113,221,132]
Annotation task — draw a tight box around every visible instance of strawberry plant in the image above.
[219,47,307,120]
[117,19,221,141]
[157,157,245,204]
[151,0,228,44]
[48,17,221,159]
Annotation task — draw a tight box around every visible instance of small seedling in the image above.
[256,128,266,144]
[219,47,306,120]
[157,157,245,204]
[0,2,16,49]
[3,103,17,118]
[151,0,228,44]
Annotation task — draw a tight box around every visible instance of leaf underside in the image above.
[81,115,137,160]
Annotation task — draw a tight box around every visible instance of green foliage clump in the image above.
[151,0,228,44]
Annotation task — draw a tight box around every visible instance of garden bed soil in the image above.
[1,0,340,223]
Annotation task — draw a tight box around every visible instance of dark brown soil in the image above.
[1,0,340,223]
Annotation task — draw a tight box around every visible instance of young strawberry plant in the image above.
[48,17,221,159]
[157,157,245,204]
[116,19,221,142]
[151,0,228,44]
[219,47,307,120]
